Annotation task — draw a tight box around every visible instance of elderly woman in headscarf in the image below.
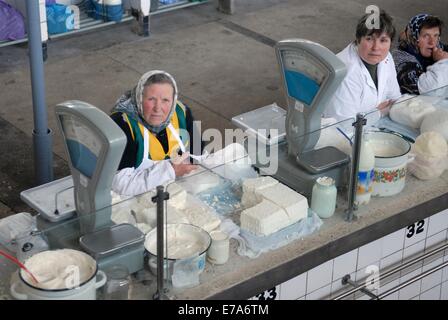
[392,14,448,94]
[110,70,199,196]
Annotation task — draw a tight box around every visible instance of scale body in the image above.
[233,39,350,196]
[22,101,145,273]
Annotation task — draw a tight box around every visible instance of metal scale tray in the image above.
[20,176,76,222]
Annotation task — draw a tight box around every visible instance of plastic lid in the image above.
[316,176,335,186]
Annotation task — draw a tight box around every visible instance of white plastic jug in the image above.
[355,135,375,206]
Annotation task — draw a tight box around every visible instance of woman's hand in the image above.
[171,163,198,177]
[432,47,448,62]
[377,99,394,116]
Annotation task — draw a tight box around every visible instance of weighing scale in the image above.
[21,100,145,273]
[232,39,350,196]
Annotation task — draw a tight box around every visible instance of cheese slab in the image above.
[240,199,290,236]
[256,183,308,222]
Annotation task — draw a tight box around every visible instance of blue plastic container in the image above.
[90,0,123,22]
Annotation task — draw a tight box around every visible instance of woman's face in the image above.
[417,26,441,58]
[142,83,174,126]
[357,32,391,65]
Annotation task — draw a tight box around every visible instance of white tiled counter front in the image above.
[251,209,448,300]
[246,211,448,300]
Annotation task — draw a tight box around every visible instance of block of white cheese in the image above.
[166,183,188,209]
[136,205,188,228]
[241,176,279,208]
[181,195,221,232]
[240,199,290,236]
[256,183,308,222]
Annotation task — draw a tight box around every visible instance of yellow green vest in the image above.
[121,102,189,167]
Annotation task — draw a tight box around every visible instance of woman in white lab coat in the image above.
[110,70,199,196]
[324,10,401,124]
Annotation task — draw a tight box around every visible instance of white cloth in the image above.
[418,58,448,94]
[112,123,186,196]
[324,43,401,125]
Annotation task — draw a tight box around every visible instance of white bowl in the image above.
[144,224,211,280]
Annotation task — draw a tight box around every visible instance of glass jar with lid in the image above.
[311,176,337,219]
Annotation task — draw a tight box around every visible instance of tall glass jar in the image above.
[311,176,337,219]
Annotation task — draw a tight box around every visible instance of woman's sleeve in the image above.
[393,53,423,95]
[111,113,137,169]
[111,160,176,196]
[418,59,448,93]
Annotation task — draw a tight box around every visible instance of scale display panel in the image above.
[60,115,102,178]
[281,49,329,106]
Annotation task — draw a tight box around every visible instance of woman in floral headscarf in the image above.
[110,70,199,196]
[392,14,448,94]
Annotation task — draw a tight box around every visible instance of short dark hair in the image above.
[355,10,396,43]
[420,16,444,35]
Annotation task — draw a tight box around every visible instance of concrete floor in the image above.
[0,0,447,213]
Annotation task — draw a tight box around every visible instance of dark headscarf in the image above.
[398,14,442,71]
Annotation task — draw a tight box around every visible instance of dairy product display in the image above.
[420,109,448,141]
[355,137,375,205]
[257,183,308,222]
[409,131,448,180]
[181,195,221,232]
[240,199,291,236]
[390,96,436,128]
[180,170,221,195]
[240,176,309,236]
[166,183,188,209]
[241,176,279,208]
[22,249,96,290]
[112,183,220,234]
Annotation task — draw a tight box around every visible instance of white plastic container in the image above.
[355,135,375,205]
[207,230,230,265]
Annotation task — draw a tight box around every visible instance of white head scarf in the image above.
[113,70,179,134]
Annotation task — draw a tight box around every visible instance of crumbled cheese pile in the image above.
[111,183,220,233]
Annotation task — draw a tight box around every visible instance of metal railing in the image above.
[332,240,448,300]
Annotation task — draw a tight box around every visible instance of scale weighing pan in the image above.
[231,103,286,145]
[20,176,75,222]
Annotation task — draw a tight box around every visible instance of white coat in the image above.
[111,124,186,196]
[324,43,401,125]
[418,58,448,93]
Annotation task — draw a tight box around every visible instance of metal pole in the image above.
[152,185,169,300]
[345,113,366,222]
[25,0,53,185]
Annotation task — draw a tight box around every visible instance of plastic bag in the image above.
[408,154,448,180]
[235,209,323,259]
[46,3,75,34]
[0,212,35,252]
[0,0,26,41]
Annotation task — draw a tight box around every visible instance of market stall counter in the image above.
[2,87,448,300]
